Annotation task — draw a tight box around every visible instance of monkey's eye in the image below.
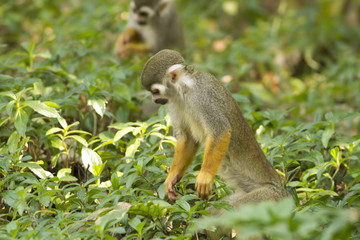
[139,11,148,17]
[151,89,160,95]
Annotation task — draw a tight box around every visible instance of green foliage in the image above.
[194,198,359,240]
[0,0,360,239]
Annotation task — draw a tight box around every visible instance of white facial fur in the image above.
[151,83,166,95]
[167,64,194,89]
[167,64,183,74]
[139,6,155,17]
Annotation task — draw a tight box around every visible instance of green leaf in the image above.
[95,207,129,230]
[88,97,107,117]
[15,88,31,101]
[129,202,168,218]
[128,217,141,233]
[125,138,140,157]
[6,220,19,238]
[116,83,131,102]
[67,135,88,147]
[21,41,35,53]
[24,100,61,118]
[0,74,14,81]
[51,153,60,167]
[325,112,334,121]
[57,168,78,182]
[46,127,63,136]
[0,91,16,100]
[17,188,26,199]
[136,222,145,235]
[7,131,21,153]
[50,138,65,150]
[176,199,191,212]
[6,100,15,116]
[2,190,20,206]
[15,199,27,216]
[67,130,92,135]
[322,128,335,148]
[35,49,52,59]
[92,164,105,177]
[232,93,250,103]
[330,147,340,167]
[14,109,29,137]
[57,117,68,129]
[81,148,103,176]
[113,127,135,142]
[39,195,51,207]
[17,162,54,179]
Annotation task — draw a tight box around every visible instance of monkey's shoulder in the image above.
[190,71,232,105]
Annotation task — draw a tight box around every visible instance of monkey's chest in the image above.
[184,115,206,144]
[168,102,206,144]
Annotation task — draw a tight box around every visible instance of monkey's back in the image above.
[192,72,285,194]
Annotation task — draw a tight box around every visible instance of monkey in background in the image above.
[141,49,290,237]
[114,0,184,59]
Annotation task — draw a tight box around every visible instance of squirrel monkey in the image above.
[114,0,185,59]
[141,50,289,208]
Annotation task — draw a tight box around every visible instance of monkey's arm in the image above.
[165,134,199,201]
[196,131,231,200]
[114,28,150,59]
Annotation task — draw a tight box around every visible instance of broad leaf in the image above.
[67,135,88,147]
[129,202,168,218]
[81,147,103,176]
[46,127,63,136]
[24,100,61,118]
[57,168,78,182]
[113,127,135,142]
[88,97,107,117]
[17,162,54,179]
[7,131,21,153]
[14,109,28,137]
[322,128,335,148]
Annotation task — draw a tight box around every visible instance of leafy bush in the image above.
[1,0,359,239]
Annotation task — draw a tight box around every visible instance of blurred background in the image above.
[0,1,360,238]
[1,0,359,126]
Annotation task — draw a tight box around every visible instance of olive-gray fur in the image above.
[141,49,185,90]
[131,0,185,53]
[141,49,290,218]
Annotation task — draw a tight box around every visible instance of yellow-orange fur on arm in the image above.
[164,135,199,201]
[196,131,231,199]
[114,28,150,59]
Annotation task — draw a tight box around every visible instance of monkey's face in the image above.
[131,1,156,26]
[150,83,168,105]
[148,64,189,105]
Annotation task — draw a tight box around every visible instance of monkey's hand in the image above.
[195,171,214,200]
[114,28,142,59]
[164,174,183,201]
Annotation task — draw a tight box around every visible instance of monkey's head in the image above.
[141,49,192,105]
[131,0,171,26]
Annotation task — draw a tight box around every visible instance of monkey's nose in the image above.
[137,21,147,26]
[155,98,168,105]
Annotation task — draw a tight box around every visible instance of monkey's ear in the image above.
[167,64,183,84]
[169,70,180,83]
[158,0,171,15]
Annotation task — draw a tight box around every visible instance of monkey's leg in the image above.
[196,131,231,200]
[232,185,286,207]
[165,135,199,201]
